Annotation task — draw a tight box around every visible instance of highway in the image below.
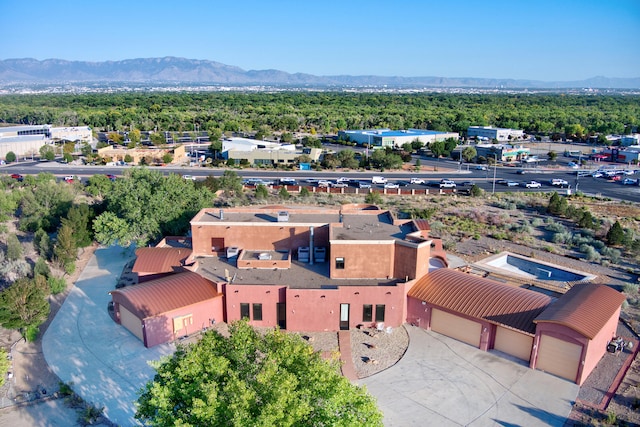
[3,159,640,204]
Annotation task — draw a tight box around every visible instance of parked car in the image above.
[550,178,569,187]
[182,175,196,181]
[621,178,638,185]
[317,180,331,188]
[410,178,425,184]
[622,170,636,175]
[506,181,519,187]
[567,162,579,169]
[474,165,487,171]
[244,178,272,187]
[331,181,349,188]
[357,181,372,189]
[523,181,542,188]
[10,173,23,182]
[279,178,297,186]
[384,182,399,189]
[372,176,387,184]
[439,179,456,188]
[105,174,117,181]
[591,171,604,178]
[335,177,350,183]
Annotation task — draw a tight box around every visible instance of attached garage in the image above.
[535,335,582,382]
[494,326,534,362]
[431,308,481,347]
[119,305,144,341]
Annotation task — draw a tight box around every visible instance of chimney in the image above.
[219,209,224,220]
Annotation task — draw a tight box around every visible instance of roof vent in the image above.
[277,211,289,222]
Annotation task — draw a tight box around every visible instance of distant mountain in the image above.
[0,57,639,89]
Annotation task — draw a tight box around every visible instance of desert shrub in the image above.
[298,187,310,198]
[552,231,572,244]
[545,221,568,233]
[492,231,510,240]
[429,221,445,233]
[579,244,602,262]
[25,325,39,342]
[531,217,544,227]
[600,247,622,264]
[493,200,517,210]
[48,276,67,294]
[623,283,639,295]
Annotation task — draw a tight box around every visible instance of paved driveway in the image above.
[359,325,579,427]
[42,246,174,426]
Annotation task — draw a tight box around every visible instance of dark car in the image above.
[106,174,117,181]
[10,173,24,182]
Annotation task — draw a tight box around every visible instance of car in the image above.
[460,181,474,187]
[384,182,400,189]
[591,171,604,178]
[279,178,297,186]
[516,169,529,175]
[474,165,487,171]
[410,178,425,185]
[244,178,271,187]
[506,181,519,187]
[317,180,331,188]
[63,175,78,183]
[10,173,23,182]
[567,162,579,169]
[523,180,542,188]
[497,179,508,185]
[621,178,638,185]
[550,178,569,187]
[357,181,372,189]
[335,177,350,183]
[182,175,196,181]
[105,174,117,181]
[439,179,456,188]
[331,181,349,188]
[372,176,387,184]
[622,170,636,175]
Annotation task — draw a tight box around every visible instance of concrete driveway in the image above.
[359,325,579,427]
[42,246,174,426]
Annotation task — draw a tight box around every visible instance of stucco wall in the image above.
[191,223,331,257]
[582,307,621,384]
[531,324,588,384]
[141,297,224,347]
[329,241,394,279]
[225,284,287,328]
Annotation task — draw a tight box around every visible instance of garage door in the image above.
[494,326,534,362]
[536,334,582,382]
[431,308,481,347]
[119,305,144,342]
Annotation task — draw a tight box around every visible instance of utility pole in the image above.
[492,153,498,194]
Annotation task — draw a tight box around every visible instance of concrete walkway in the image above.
[359,325,579,427]
[42,246,174,426]
[338,330,357,380]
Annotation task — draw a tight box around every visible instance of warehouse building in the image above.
[0,124,92,160]
[468,126,524,142]
[338,129,459,149]
[221,137,321,166]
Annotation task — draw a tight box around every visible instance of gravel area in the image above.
[349,326,409,378]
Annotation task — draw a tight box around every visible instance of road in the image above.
[3,160,640,204]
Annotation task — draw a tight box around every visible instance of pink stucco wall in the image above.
[141,297,224,347]
[582,307,621,384]
[530,324,587,384]
[225,284,287,328]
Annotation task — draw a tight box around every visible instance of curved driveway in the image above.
[42,246,174,426]
[43,246,579,426]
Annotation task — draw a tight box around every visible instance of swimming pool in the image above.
[475,252,596,282]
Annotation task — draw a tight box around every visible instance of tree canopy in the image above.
[136,320,383,427]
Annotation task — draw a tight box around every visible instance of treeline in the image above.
[0,92,638,137]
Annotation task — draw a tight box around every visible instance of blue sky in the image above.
[1,0,638,81]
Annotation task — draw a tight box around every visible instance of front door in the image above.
[340,303,350,330]
[277,303,286,330]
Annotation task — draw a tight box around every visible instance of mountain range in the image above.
[0,57,639,89]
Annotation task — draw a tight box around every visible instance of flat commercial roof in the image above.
[195,255,401,289]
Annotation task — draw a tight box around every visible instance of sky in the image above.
[1,0,638,81]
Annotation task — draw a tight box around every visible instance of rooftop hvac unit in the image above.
[277,211,289,222]
[313,247,326,263]
[298,246,310,263]
[226,247,240,259]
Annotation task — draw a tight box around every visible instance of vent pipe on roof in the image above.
[309,226,314,265]
[220,209,224,220]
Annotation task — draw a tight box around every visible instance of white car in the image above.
[336,177,350,183]
[317,180,331,188]
[439,180,456,188]
[524,181,542,188]
[621,178,637,185]
[331,181,349,188]
[567,162,579,169]
[410,178,425,184]
[357,181,372,189]
[384,182,400,189]
[550,178,569,187]
[182,175,196,181]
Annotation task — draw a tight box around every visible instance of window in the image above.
[240,303,250,319]
[253,303,263,321]
[335,257,345,269]
[363,304,373,322]
[375,304,385,322]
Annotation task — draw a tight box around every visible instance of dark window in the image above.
[375,304,385,322]
[363,304,373,322]
[335,257,345,269]
[253,303,263,321]
[240,303,250,319]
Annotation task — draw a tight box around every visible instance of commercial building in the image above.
[474,143,531,162]
[222,137,322,166]
[108,204,626,386]
[338,129,459,149]
[0,124,92,160]
[468,126,524,142]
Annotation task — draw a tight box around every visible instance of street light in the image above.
[492,153,498,194]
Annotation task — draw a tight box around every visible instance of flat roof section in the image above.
[195,255,402,289]
[332,212,416,242]
[192,207,341,225]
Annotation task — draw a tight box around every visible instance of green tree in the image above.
[365,191,383,205]
[61,204,94,248]
[136,320,383,427]
[39,145,56,161]
[33,257,50,278]
[547,151,558,161]
[86,174,114,198]
[0,276,50,335]
[607,221,624,246]
[5,151,16,163]
[547,192,568,216]
[54,223,77,273]
[577,209,596,230]
[0,348,9,386]
[299,187,310,198]
[208,140,223,159]
[461,146,477,164]
[5,233,23,261]
[278,186,291,200]
[92,211,133,246]
[336,149,359,169]
[470,184,483,197]
[33,229,51,259]
[429,140,446,159]
[162,153,173,164]
[255,184,269,199]
[217,170,244,197]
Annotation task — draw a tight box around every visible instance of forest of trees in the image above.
[0,92,638,138]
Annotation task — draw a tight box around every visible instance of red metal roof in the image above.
[132,247,192,273]
[534,283,625,339]
[110,271,220,319]
[408,268,553,334]
[413,219,431,231]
